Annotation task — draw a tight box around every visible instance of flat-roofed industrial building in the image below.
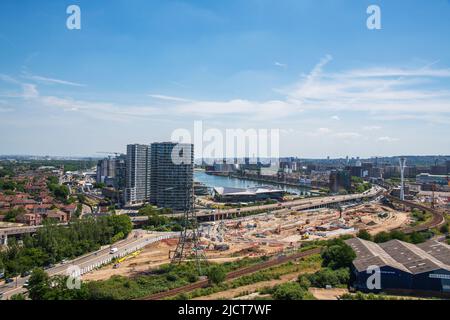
[346,238,450,295]
[213,186,284,203]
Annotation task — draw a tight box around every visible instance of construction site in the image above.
[83,201,409,282]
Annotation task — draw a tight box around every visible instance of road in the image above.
[131,186,383,222]
[196,185,382,218]
[0,230,178,300]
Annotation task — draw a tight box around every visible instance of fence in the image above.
[68,233,179,277]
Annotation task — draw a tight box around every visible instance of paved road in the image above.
[131,186,383,222]
[0,230,177,300]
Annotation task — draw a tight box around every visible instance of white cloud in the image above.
[22,84,39,99]
[22,73,85,87]
[362,125,382,131]
[285,59,450,116]
[148,94,192,102]
[2,57,450,126]
[335,132,361,139]
[377,136,399,142]
[274,61,287,68]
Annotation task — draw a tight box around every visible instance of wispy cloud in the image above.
[363,125,382,131]
[274,61,287,68]
[334,132,361,139]
[377,136,399,142]
[148,94,192,103]
[286,58,450,117]
[22,73,86,87]
[2,56,450,125]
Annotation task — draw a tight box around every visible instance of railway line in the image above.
[386,195,447,233]
[141,247,321,300]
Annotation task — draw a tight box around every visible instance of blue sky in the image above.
[0,0,449,158]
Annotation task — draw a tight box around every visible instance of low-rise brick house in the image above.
[44,210,68,223]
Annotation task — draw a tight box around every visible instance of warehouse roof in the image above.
[346,238,410,273]
[346,238,450,275]
[416,240,450,266]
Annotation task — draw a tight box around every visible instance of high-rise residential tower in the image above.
[125,144,151,205]
[150,142,194,211]
[96,157,116,184]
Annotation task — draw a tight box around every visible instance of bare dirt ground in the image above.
[83,239,176,281]
[82,239,263,281]
[366,211,409,235]
[82,203,411,282]
[309,288,349,300]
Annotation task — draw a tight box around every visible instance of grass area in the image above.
[77,256,268,300]
[170,254,322,300]
[339,292,431,300]
[410,208,433,227]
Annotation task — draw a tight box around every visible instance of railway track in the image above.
[141,247,322,300]
[386,195,447,233]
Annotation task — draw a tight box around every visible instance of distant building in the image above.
[383,165,400,179]
[329,169,351,193]
[114,154,126,206]
[149,142,194,211]
[346,165,363,178]
[346,238,450,295]
[416,173,448,186]
[431,165,448,175]
[213,186,284,203]
[125,144,151,205]
[96,157,115,185]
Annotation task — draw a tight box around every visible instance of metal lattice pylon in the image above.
[170,184,207,274]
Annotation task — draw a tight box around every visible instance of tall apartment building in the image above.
[150,142,194,211]
[96,157,116,185]
[125,144,151,205]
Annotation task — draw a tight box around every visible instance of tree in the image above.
[93,182,106,189]
[388,230,408,241]
[357,230,372,241]
[297,275,311,289]
[409,232,426,244]
[374,231,391,243]
[106,215,132,239]
[272,282,314,300]
[321,243,356,270]
[440,223,449,234]
[207,265,226,285]
[27,268,50,300]
[306,268,350,288]
[10,293,26,300]
[4,207,26,223]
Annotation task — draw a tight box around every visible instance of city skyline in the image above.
[1,0,450,158]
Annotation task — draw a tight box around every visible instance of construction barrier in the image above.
[71,233,179,277]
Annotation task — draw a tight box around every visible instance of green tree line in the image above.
[0,215,132,277]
